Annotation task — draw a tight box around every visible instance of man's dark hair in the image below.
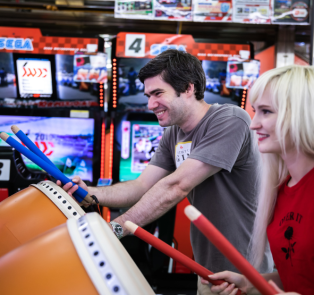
[138,49,206,100]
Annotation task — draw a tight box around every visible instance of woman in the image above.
[203,65,314,295]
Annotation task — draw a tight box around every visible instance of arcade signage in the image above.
[0,38,33,51]
[150,44,186,56]
[0,98,99,108]
[0,27,98,55]
[116,32,251,61]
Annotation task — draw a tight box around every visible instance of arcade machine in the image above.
[106,32,256,290]
[0,27,107,206]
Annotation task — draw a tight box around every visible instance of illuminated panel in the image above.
[109,121,114,179]
[241,88,247,109]
[100,121,105,179]
[112,58,117,109]
[99,82,104,108]
[106,209,111,223]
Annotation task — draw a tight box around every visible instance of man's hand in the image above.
[56,177,91,207]
[56,176,88,196]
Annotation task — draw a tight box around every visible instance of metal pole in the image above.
[310,0,314,65]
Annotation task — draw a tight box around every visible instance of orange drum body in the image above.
[0,213,155,295]
[0,180,84,257]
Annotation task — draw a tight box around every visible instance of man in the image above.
[59,49,273,294]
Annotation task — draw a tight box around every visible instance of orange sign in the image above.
[0,27,98,55]
[116,32,251,61]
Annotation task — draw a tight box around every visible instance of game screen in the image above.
[56,53,107,101]
[226,60,260,89]
[0,52,17,98]
[202,60,242,105]
[117,58,151,112]
[117,58,243,110]
[16,57,53,98]
[0,116,95,182]
[119,121,165,181]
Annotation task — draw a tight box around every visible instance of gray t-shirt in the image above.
[149,104,273,273]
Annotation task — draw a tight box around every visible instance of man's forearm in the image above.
[87,179,149,208]
[114,176,187,236]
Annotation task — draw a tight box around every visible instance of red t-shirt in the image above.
[267,167,314,294]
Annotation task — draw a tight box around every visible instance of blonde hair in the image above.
[248,65,314,269]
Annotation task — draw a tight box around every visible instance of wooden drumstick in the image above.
[0,132,94,205]
[184,205,277,295]
[125,221,243,295]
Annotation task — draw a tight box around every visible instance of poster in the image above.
[226,59,260,89]
[272,0,310,24]
[232,0,272,23]
[115,0,154,20]
[193,0,232,22]
[154,0,192,21]
[119,121,165,181]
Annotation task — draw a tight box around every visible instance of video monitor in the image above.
[13,53,56,99]
[16,57,53,98]
[226,60,260,89]
[0,52,17,98]
[119,120,165,182]
[0,115,95,182]
[202,60,243,106]
[56,53,107,101]
[117,58,151,112]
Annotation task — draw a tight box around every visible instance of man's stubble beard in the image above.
[162,101,186,128]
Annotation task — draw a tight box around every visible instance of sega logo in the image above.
[150,44,186,56]
[0,38,33,51]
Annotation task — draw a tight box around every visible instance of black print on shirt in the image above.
[281,226,296,266]
[279,211,303,226]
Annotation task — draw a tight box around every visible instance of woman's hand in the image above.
[201,271,248,295]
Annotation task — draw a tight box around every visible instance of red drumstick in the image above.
[184,205,277,295]
[124,221,242,295]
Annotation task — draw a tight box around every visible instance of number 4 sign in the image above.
[125,34,146,57]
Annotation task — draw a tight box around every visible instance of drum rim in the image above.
[68,213,155,295]
[32,181,85,220]
[67,214,126,295]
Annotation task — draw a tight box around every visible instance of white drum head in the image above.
[67,213,155,295]
[32,181,85,220]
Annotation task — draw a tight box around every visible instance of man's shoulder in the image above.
[208,104,251,125]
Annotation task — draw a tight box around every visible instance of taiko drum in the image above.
[0,180,84,257]
[0,213,156,295]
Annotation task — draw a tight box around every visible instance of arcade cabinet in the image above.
[0,30,106,204]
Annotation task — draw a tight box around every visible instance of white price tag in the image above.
[125,34,146,57]
[293,8,307,18]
